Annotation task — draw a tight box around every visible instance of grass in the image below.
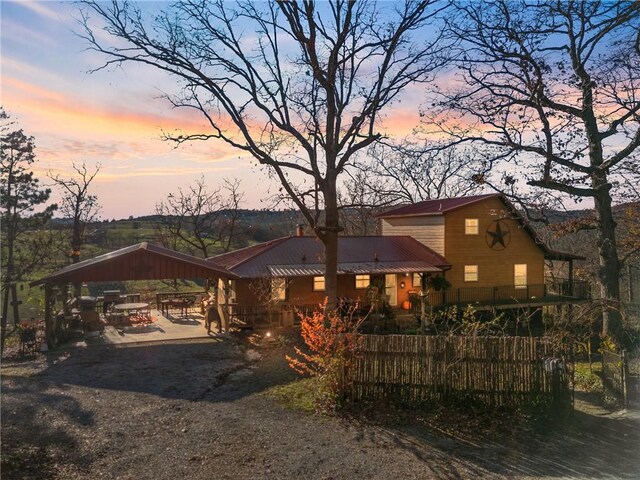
[263,377,328,413]
[574,361,603,393]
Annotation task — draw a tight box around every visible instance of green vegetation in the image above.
[263,377,330,414]
[9,210,304,325]
[574,362,602,393]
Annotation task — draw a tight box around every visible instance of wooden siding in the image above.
[381,216,445,256]
[234,274,373,306]
[443,196,545,290]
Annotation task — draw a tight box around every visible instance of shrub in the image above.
[286,299,364,410]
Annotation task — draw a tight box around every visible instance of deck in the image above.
[229,277,590,329]
[414,277,590,312]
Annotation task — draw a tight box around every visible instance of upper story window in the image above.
[464,265,478,282]
[355,274,370,289]
[313,276,325,291]
[465,218,479,235]
[514,264,527,289]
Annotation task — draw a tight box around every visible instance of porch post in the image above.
[211,277,218,304]
[420,273,429,334]
[221,279,230,332]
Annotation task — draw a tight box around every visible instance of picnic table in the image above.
[160,297,195,317]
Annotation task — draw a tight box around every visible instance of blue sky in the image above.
[2,1,279,218]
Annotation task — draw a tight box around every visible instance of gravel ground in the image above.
[2,336,639,480]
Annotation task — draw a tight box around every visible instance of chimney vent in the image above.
[296,224,304,237]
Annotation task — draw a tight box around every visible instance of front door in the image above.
[385,274,397,306]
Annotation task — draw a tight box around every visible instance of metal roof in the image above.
[30,242,237,286]
[378,193,585,262]
[377,194,500,218]
[208,236,450,278]
[269,261,444,277]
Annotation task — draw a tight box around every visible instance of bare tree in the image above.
[430,0,640,342]
[156,177,244,258]
[49,162,101,266]
[1,109,57,348]
[79,0,449,303]
[358,142,482,204]
[338,169,394,236]
[339,143,481,235]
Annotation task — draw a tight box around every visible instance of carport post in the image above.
[211,277,218,304]
[44,283,54,349]
[222,280,230,332]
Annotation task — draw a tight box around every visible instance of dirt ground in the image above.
[2,336,639,480]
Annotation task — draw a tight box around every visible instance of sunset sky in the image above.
[1,1,425,220]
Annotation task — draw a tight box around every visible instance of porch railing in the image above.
[411,277,590,312]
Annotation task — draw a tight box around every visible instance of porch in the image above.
[227,276,590,329]
[412,276,591,311]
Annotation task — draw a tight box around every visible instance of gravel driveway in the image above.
[2,336,638,480]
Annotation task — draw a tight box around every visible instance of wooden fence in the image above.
[345,335,572,409]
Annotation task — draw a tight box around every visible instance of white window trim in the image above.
[464,265,478,282]
[465,218,479,235]
[514,264,527,289]
[355,274,370,289]
[412,273,422,288]
[312,276,325,292]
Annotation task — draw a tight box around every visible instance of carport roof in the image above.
[30,242,237,286]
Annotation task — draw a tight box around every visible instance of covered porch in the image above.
[30,242,238,348]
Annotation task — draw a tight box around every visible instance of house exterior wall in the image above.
[287,275,371,304]
[233,274,374,305]
[234,279,261,304]
[381,216,445,256]
[442,196,545,290]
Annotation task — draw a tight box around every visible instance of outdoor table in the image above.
[111,302,150,324]
[113,302,150,314]
[160,298,193,317]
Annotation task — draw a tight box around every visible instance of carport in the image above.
[30,242,238,348]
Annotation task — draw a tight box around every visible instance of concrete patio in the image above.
[79,310,215,346]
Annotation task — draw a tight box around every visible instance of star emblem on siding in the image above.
[485,220,511,250]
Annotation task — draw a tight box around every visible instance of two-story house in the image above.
[207,194,587,323]
[378,193,586,308]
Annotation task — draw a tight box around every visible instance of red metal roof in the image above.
[31,242,237,286]
[377,193,500,218]
[378,194,584,261]
[207,236,450,278]
[207,237,290,270]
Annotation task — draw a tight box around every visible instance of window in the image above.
[465,218,479,235]
[355,274,370,289]
[514,264,527,289]
[464,265,478,282]
[313,276,325,291]
[271,277,286,301]
[413,273,423,288]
